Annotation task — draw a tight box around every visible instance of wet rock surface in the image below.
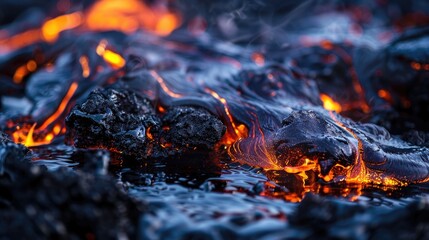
[273,110,358,175]
[66,88,226,158]
[289,194,429,240]
[65,87,161,158]
[162,106,226,153]
[273,110,429,184]
[369,27,429,133]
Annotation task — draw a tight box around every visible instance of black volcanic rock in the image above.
[65,87,161,158]
[273,110,357,176]
[289,193,429,240]
[0,131,144,239]
[273,110,429,184]
[162,106,226,154]
[66,88,226,158]
[370,27,429,132]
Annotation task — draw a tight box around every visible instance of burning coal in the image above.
[1,0,429,196]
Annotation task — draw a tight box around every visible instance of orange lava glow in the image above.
[85,0,180,36]
[79,56,90,77]
[12,123,53,147]
[411,61,429,71]
[38,82,78,130]
[0,29,42,54]
[377,89,393,103]
[328,112,404,186]
[13,60,37,84]
[206,89,248,144]
[411,62,421,70]
[42,12,83,42]
[320,94,342,112]
[268,112,406,188]
[12,82,78,147]
[284,158,317,174]
[0,0,180,54]
[96,40,126,69]
[251,52,265,66]
[150,70,183,98]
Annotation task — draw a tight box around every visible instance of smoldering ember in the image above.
[1,0,429,239]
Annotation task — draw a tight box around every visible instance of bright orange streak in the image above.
[411,62,421,70]
[103,50,126,68]
[377,89,392,103]
[320,94,342,112]
[37,82,78,130]
[42,12,83,42]
[284,158,317,174]
[12,123,52,147]
[13,60,38,83]
[96,40,126,69]
[328,112,403,186]
[13,65,29,84]
[207,89,248,144]
[149,70,183,98]
[25,123,37,147]
[0,29,42,54]
[79,56,90,77]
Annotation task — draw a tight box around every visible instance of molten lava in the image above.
[2,0,429,205]
[12,82,78,147]
[85,0,180,35]
[42,12,83,42]
[96,40,126,69]
[320,94,342,112]
[0,0,181,54]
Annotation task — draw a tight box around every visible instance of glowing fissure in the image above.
[206,88,248,145]
[12,82,78,147]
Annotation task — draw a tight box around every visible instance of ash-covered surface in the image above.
[1,0,429,239]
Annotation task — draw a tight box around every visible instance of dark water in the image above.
[29,144,429,239]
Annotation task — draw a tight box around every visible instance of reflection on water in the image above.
[27,145,429,238]
[30,145,429,204]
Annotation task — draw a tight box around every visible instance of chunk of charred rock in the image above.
[66,88,161,158]
[162,106,226,153]
[0,146,143,239]
[272,110,358,176]
[273,109,429,184]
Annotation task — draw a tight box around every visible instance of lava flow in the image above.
[1,0,429,201]
[11,82,78,147]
